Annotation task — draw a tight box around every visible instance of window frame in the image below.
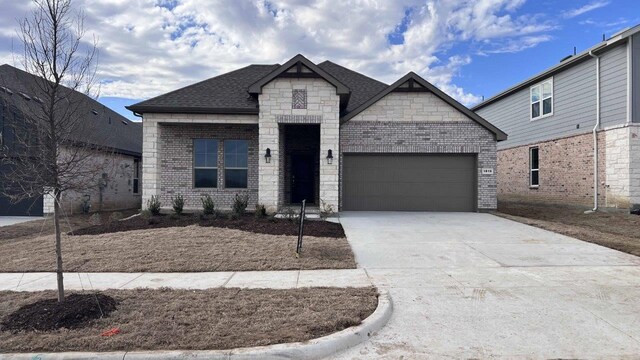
[529,147,540,188]
[132,158,140,194]
[193,139,219,189]
[224,139,249,189]
[530,78,553,121]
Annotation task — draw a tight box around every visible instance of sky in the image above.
[0,0,637,121]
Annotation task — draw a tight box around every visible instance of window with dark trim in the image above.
[133,158,140,194]
[194,139,218,188]
[530,147,539,187]
[224,140,248,188]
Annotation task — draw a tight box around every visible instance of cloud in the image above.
[563,1,610,19]
[0,0,557,106]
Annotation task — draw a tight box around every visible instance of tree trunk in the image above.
[54,188,65,302]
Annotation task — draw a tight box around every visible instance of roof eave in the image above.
[125,105,260,116]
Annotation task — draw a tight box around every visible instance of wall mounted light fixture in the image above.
[265,148,272,163]
[326,149,334,165]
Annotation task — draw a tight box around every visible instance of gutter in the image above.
[588,50,601,212]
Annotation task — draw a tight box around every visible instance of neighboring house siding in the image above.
[600,43,629,127]
[633,33,640,123]
[157,123,258,210]
[43,149,142,214]
[476,43,630,150]
[340,92,497,210]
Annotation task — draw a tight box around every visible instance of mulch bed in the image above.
[72,213,346,238]
[0,287,378,352]
[1,293,117,332]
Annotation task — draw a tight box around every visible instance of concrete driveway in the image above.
[0,216,43,227]
[332,212,640,359]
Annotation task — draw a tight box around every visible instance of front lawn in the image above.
[497,201,640,257]
[0,287,378,352]
[0,215,356,272]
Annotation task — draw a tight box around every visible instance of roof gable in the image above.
[248,54,350,96]
[341,72,507,141]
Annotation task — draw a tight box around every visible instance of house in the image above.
[0,64,143,216]
[472,25,640,211]
[127,54,506,213]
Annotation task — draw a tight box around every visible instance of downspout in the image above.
[588,50,601,212]
[628,36,633,125]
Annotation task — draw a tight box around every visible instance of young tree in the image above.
[0,0,101,302]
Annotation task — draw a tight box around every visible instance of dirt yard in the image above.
[497,202,640,257]
[0,224,356,272]
[0,287,378,352]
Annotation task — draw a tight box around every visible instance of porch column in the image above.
[320,110,340,211]
[142,116,161,209]
[258,114,280,214]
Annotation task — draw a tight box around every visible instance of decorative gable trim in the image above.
[340,72,508,141]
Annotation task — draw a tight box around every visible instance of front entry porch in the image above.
[280,124,320,207]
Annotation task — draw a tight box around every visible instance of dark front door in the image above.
[291,154,315,204]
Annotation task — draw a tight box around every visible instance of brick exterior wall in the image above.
[158,123,258,210]
[340,91,498,210]
[258,78,339,213]
[497,131,607,207]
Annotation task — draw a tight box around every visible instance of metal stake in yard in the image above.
[296,199,306,257]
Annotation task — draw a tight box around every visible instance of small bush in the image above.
[201,194,215,215]
[88,213,102,226]
[147,195,161,216]
[108,211,123,223]
[282,207,298,222]
[255,204,267,218]
[233,194,249,215]
[172,194,185,215]
[319,199,335,220]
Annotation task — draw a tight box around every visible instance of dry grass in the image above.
[0,287,378,352]
[0,225,356,272]
[497,202,640,257]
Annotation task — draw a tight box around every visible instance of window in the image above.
[530,147,539,187]
[133,158,140,194]
[530,78,553,120]
[194,139,218,188]
[224,140,248,188]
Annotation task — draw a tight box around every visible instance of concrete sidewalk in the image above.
[0,268,372,292]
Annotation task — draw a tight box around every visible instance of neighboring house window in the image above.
[224,140,248,188]
[292,89,307,109]
[133,158,140,194]
[194,139,218,188]
[530,78,553,119]
[530,147,539,187]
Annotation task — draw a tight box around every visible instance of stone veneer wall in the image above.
[157,123,258,210]
[258,78,339,213]
[341,91,498,210]
[497,131,607,207]
[605,125,640,208]
[44,148,141,214]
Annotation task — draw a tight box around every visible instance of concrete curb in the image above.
[0,291,392,360]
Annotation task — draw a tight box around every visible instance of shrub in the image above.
[283,207,298,222]
[233,194,249,215]
[172,194,185,215]
[147,195,161,216]
[108,211,123,223]
[88,213,102,226]
[319,199,335,220]
[255,204,267,218]
[201,194,215,215]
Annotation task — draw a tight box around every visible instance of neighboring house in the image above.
[473,25,640,211]
[0,64,143,216]
[127,54,506,214]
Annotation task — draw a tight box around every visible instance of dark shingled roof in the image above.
[128,64,280,114]
[0,64,141,156]
[317,61,388,115]
[127,60,388,117]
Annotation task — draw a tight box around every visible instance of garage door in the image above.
[342,154,476,211]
